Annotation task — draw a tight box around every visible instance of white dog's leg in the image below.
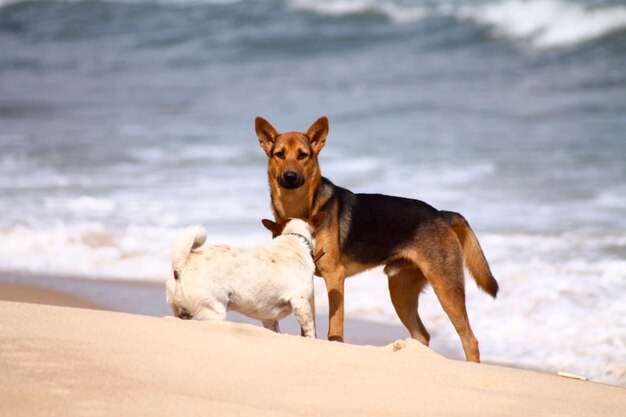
[262,320,280,333]
[291,296,316,338]
[309,295,316,324]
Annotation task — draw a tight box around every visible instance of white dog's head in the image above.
[166,277,194,320]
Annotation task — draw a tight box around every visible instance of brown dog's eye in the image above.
[297,151,309,160]
[274,150,285,159]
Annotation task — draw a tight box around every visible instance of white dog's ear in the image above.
[255,117,279,156]
[308,212,326,232]
[306,116,328,156]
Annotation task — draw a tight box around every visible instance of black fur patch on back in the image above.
[174,270,179,280]
[330,180,441,265]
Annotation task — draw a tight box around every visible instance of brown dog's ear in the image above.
[306,116,329,156]
[262,218,278,233]
[255,117,279,156]
[308,212,326,232]
[262,218,287,237]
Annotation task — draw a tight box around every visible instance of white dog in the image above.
[166,213,325,338]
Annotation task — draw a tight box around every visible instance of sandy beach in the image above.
[2,0,626,406]
[1,282,624,417]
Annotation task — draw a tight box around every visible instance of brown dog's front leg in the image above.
[324,272,345,342]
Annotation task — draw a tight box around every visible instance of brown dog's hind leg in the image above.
[386,266,430,346]
[423,256,480,363]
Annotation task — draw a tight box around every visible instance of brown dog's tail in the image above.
[440,211,499,298]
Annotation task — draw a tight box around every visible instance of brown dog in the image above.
[255,116,498,362]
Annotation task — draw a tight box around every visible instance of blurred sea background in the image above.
[1,0,625,384]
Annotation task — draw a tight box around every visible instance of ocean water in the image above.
[1,0,625,385]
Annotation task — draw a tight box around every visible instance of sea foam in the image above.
[4,0,625,48]
[289,0,626,47]
[289,0,428,24]
[459,0,626,48]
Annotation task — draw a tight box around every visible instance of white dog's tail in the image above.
[172,225,207,274]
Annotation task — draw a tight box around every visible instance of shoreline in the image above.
[0,281,104,310]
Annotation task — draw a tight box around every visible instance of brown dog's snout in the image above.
[283,171,299,183]
[279,170,304,189]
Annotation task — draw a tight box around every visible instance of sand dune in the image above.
[1,300,624,417]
